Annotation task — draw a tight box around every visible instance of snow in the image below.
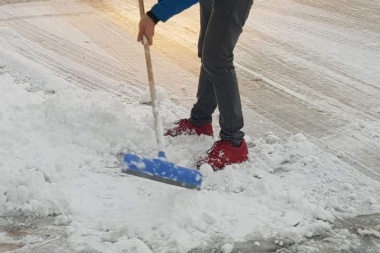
[1,39,380,252]
[0,0,380,252]
[139,86,167,104]
[357,228,380,238]
[220,243,233,253]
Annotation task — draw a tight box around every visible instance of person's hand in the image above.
[137,15,156,45]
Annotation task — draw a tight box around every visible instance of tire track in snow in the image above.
[248,0,380,90]
[239,6,380,121]
[249,15,380,92]
[246,12,380,90]
[295,0,380,34]
[7,19,140,83]
[0,15,146,101]
[13,43,143,101]
[238,67,380,182]
[0,12,92,22]
[0,0,48,6]
[256,2,380,52]
[0,30,143,102]
[233,0,380,180]
[237,34,380,121]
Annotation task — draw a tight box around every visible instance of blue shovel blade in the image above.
[122,153,203,190]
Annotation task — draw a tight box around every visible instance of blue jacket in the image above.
[150,0,199,22]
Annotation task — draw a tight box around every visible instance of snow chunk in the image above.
[265,134,281,144]
[220,243,234,253]
[139,86,167,104]
[358,228,380,238]
[114,237,153,253]
[364,197,377,205]
[281,211,303,226]
[292,133,307,142]
[199,163,214,176]
[336,151,345,158]
[54,215,72,226]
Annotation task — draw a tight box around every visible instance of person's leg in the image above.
[199,0,253,146]
[165,0,215,137]
[190,0,217,127]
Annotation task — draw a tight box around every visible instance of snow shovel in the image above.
[122,0,203,190]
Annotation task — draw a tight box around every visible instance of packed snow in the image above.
[1,30,380,252]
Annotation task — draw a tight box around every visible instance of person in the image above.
[138,0,254,170]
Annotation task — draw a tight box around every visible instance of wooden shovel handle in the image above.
[138,0,146,18]
[137,0,165,157]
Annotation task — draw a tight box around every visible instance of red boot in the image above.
[197,139,248,170]
[165,119,213,137]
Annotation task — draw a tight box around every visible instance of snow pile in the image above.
[0,45,159,216]
[1,42,380,252]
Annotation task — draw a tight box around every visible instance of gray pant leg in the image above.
[191,0,254,144]
[190,0,216,126]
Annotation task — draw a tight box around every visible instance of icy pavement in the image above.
[1,214,380,253]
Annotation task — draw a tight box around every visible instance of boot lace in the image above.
[174,119,189,125]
